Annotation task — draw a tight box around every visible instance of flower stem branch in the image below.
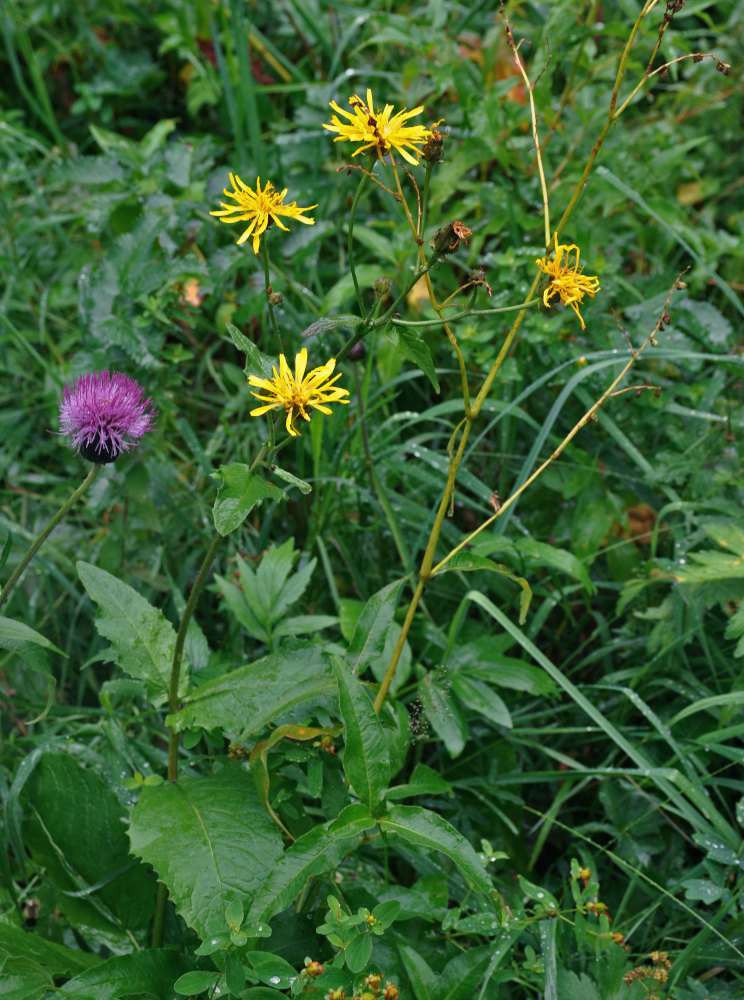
[0,463,101,613]
[260,236,285,354]
[348,172,369,320]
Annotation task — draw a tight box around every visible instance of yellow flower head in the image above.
[210,174,317,254]
[322,88,434,165]
[536,235,600,330]
[248,348,350,437]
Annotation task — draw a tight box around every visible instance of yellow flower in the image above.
[210,174,317,254]
[536,235,600,329]
[322,88,434,165]
[248,348,350,436]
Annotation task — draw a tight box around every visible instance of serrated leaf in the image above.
[301,314,361,340]
[77,561,183,705]
[226,321,277,379]
[378,805,492,896]
[333,658,390,813]
[348,578,405,676]
[59,950,193,1000]
[385,325,440,392]
[247,805,376,924]
[212,464,285,535]
[435,553,532,624]
[167,642,336,739]
[129,762,283,940]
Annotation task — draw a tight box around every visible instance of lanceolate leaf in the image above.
[77,561,183,705]
[333,657,390,813]
[434,553,532,625]
[378,805,493,896]
[129,762,283,940]
[348,578,405,676]
[247,805,376,925]
[167,642,336,739]
[0,616,64,675]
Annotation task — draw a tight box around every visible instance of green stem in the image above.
[0,463,101,613]
[166,530,223,780]
[348,173,369,320]
[260,235,285,354]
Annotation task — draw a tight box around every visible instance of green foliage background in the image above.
[1,1,743,999]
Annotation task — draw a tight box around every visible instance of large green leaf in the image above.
[348,578,406,676]
[77,561,184,706]
[247,805,376,925]
[211,463,286,536]
[167,641,336,739]
[333,658,390,813]
[129,762,283,940]
[21,752,154,945]
[0,925,101,979]
[378,805,493,896]
[57,950,193,1000]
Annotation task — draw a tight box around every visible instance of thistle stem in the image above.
[0,463,101,613]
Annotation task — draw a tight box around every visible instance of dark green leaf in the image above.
[129,762,283,940]
[0,925,101,978]
[348,578,405,676]
[450,674,512,728]
[59,950,193,1000]
[385,326,440,392]
[226,321,277,379]
[437,553,531,624]
[247,805,376,924]
[168,642,336,739]
[77,561,183,705]
[378,806,492,896]
[0,617,64,675]
[333,658,390,813]
[211,464,285,536]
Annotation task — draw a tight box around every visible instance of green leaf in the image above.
[419,673,467,757]
[397,945,436,1000]
[0,617,64,675]
[211,463,285,536]
[77,561,183,705]
[129,761,283,940]
[345,934,373,973]
[247,805,376,924]
[301,313,361,340]
[435,553,532,624]
[450,674,512,728]
[167,642,336,739]
[385,325,440,392]
[0,925,102,978]
[269,464,312,495]
[378,806,492,896]
[348,578,405,676]
[435,552,533,623]
[333,658,390,813]
[386,763,453,802]
[58,950,193,1000]
[0,957,51,1000]
[21,753,154,941]
[438,947,492,1000]
[174,971,217,995]
[226,321,277,379]
[681,878,726,904]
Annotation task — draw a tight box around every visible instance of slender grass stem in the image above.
[0,464,101,613]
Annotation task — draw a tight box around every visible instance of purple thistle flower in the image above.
[58,371,156,464]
